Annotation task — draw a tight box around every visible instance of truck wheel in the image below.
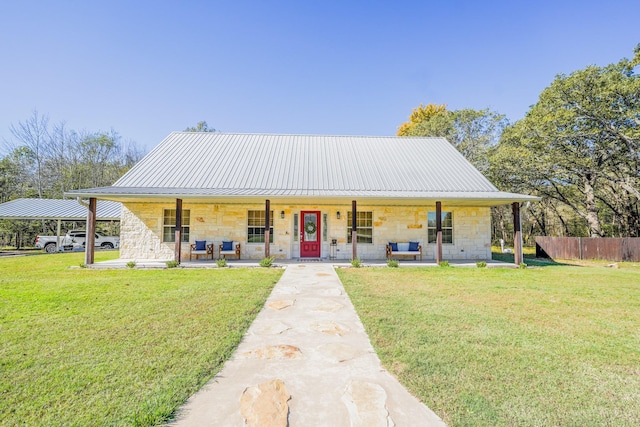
[101,242,114,249]
[44,243,57,253]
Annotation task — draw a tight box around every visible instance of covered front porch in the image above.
[85,257,518,269]
[78,195,528,266]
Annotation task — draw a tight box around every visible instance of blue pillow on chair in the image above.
[195,240,206,251]
[389,242,398,251]
[409,241,419,251]
[222,241,233,251]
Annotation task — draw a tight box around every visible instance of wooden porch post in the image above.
[436,201,443,264]
[175,199,182,263]
[265,199,271,258]
[352,200,357,260]
[85,197,97,265]
[513,202,522,265]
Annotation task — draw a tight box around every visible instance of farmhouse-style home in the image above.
[67,132,536,264]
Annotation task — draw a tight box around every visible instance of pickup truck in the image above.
[35,231,120,253]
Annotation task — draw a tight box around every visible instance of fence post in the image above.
[578,237,582,260]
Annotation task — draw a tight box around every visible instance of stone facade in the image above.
[120,202,491,261]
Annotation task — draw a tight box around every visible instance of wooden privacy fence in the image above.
[535,236,640,262]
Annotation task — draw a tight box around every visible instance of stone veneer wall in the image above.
[120,202,491,261]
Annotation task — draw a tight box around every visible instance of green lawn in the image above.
[338,265,640,427]
[0,252,282,427]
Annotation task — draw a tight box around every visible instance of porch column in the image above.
[174,198,182,263]
[513,202,522,265]
[85,198,97,265]
[436,201,443,264]
[352,200,357,260]
[265,199,271,258]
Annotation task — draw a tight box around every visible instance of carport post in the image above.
[56,219,61,252]
[85,198,96,265]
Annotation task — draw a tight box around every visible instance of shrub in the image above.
[126,261,136,269]
[166,260,179,268]
[216,258,227,268]
[259,256,275,268]
[439,260,450,267]
[387,259,399,268]
[476,261,487,268]
[351,258,362,268]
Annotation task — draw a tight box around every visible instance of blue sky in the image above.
[1,0,638,152]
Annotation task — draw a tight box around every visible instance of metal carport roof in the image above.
[0,198,121,220]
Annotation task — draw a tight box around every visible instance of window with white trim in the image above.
[347,211,373,244]
[248,210,274,243]
[427,211,453,244]
[163,209,190,243]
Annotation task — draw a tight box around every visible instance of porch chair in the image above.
[189,240,214,261]
[219,241,241,259]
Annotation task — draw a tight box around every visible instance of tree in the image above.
[491,46,640,237]
[184,121,217,132]
[398,104,507,173]
[1,112,145,247]
[396,104,447,136]
[0,147,33,202]
[398,103,515,244]
[9,110,50,198]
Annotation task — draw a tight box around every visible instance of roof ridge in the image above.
[170,131,447,139]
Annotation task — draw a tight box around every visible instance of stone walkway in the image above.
[168,264,446,426]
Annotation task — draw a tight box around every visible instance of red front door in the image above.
[300,211,321,258]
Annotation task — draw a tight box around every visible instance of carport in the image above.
[0,198,121,260]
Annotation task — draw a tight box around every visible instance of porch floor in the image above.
[88,258,516,269]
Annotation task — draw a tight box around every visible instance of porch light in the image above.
[280,210,285,219]
[336,211,341,219]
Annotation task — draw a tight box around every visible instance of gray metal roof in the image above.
[66,133,538,205]
[0,198,121,220]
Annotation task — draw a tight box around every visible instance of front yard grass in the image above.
[338,265,640,427]
[0,252,282,427]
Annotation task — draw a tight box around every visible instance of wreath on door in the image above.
[304,221,317,235]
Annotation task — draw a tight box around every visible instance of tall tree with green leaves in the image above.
[398,103,514,243]
[491,45,640,237]
[398,104,507,173]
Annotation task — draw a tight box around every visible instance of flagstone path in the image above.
[168,263,446,427]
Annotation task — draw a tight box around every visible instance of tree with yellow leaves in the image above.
[396,103,447,136]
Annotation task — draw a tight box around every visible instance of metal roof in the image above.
[66,133,538,205]
[0,198,121,220]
